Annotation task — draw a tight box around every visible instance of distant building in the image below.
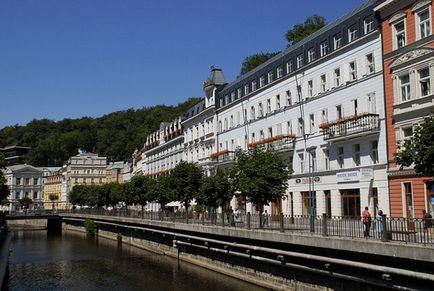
[43,171,62,209]
[0,146,31,166]
[3,164,43,211]
[106,161,125,183]
[123,161,132,183]
[375,0,434,218]
[63,151,107,207]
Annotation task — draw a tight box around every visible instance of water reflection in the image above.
[5,230,266,291]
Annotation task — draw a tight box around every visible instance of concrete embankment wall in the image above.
[7,219,47,229]
[63,222,328,291]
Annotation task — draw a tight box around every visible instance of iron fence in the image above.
[21,208,434,246]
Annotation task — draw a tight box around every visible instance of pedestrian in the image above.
[228,206,235,226]
[262,210,269,228]
[362,206,372,238]
[376,209,383,237]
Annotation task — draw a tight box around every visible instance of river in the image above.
[3,230,266,291]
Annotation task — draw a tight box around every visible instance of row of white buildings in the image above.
[132,0,395,218]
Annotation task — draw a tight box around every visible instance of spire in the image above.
[203,66,226,90]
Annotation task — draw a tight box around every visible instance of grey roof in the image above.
[7,164,42,172]
[221,0,382,90]
[184,98,206,120]
[204,66,226,87]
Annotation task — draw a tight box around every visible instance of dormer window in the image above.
[348,27,357,42]
[307,48,315,63]
[237,88,242,99]
[251,79,257,91]
[267,71,273,83]
[320,41,328,57]
[364,17,374,34]
[244,84,249,95]
[277,65,283,78]
[333,34,342,50]
[259,76,265,87]
[286,61,293,73]
[296,55,303,68]
[230,92,235,102]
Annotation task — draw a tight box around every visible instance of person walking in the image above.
[262,210,269,228]
[376,209,383,238]
[362,206,372,238]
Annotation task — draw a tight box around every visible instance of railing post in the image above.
[280,212,284,233]
[322,213,328,236]
[381,214,388,242]
[221,211,225,227]
[247,212,251,230]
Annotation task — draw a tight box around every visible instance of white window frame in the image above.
[392,17,406,50]
[307,80,313,97]
[277,65,283,78]
[418,67,430,97]
[320,74,326,92]
[251,80,257,91]
[320,41,328,57]
[334,68,341,87]
[276,94,281,110]
[414,4,431,40]
[337,146,344,169]
[266,98,271,114]
[297,55,303,68]
[244,84,249,95]
[258,102,263,117]
[307,48,315,63]
[399,73,411,102]
[286,90,292,106]
[365,53,375,75]
[267,71,273,83]
[370,140,378,164]
[323,149,330,171]
[348,27,357,42]
[353,144,361,167]
[349,61,357,81]
[364,17,374,34]
[333,35,342,50]
[259,76,265,88]
[286,61,293,73]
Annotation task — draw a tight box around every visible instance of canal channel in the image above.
[3,229,266,291]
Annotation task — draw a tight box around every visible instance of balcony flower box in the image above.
[210,149,229,158]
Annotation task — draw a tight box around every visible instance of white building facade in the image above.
[215,0,390,217]
[183,67,226,176]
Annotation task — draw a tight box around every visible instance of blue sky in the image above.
[0,0,366,128]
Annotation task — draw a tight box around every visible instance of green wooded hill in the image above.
[0,98,201,167]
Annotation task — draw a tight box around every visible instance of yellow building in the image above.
[106,161,125,183]
[44,173,62,209]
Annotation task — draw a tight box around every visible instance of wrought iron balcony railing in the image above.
[320,113,380,141]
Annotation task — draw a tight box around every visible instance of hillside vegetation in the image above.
[0,98,200,167]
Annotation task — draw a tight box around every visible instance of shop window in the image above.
[341,189,361,217]
[302,191,317,216]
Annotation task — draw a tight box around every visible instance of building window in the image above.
[349,61,357,81]
[307,80,313,97]
[400,74,411,102]
[310,150,317,172]
[371,140,378,164]
[276,95,281,110]
[286,90,292,106]
[277,65,283,78]
[297,55,303,68]
[286,61,293,74]
[33,191,38,199]
[243,109,248,123]
[393,20,406,49]
[403,182,414,218]
[320,74,326,92]
[320,41,328,57]
[416,8,431,40]
[298,118,304,137]
[323,149,330,170]
[16,178,21,185]
[25,178,30,185]
[252,80,257,91]
[402,126,413,141]
[230,115,234,128]
[419,67,430,96]
[237,88,242,99]
[333,34,342,50]
[276,123,282,135]
[268,127,273,138]
[231,91,236,102]
[337,146,344,168]
[307,48,315,63]
[352,99,358,115]
[368,92,377,113]
[364,17,374,34]
[299,153,305,174]
[309,114,315,133]
[259,130,264,140]
[297,85,302,102]
[224,118,228,130]
[258,102,263,117]
[331,69,340,88]
[259,76,265,87]
[321,109,328,122]
[348,27,357,42]
[267,71,273,83]
[33,178,38,185]
[366,53,375,75]
[266,99,271,114]
[353,144,361,167]
[287,121,293,134]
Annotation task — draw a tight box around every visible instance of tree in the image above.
[396,115,434,177]
[230,148,291,227]
[240,52,280,75]
[0,154,9,204]
[149,175,173,210]
[285,15,326,46]
[197,168,232,211]
[169,161,203,214]
[124,175,153,211]
[19,196,33,209]
[48,193,59,210]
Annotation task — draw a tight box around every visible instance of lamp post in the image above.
[308,149,315,232]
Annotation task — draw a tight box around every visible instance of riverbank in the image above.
[64,223,329,291]
[0,228,11,288]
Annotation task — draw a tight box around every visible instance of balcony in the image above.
[210,150,235,164]
[320,113,380,141]
[247,134,296,152]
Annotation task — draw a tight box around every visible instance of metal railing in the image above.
[54,208,434,246]
[322,113,380,141]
